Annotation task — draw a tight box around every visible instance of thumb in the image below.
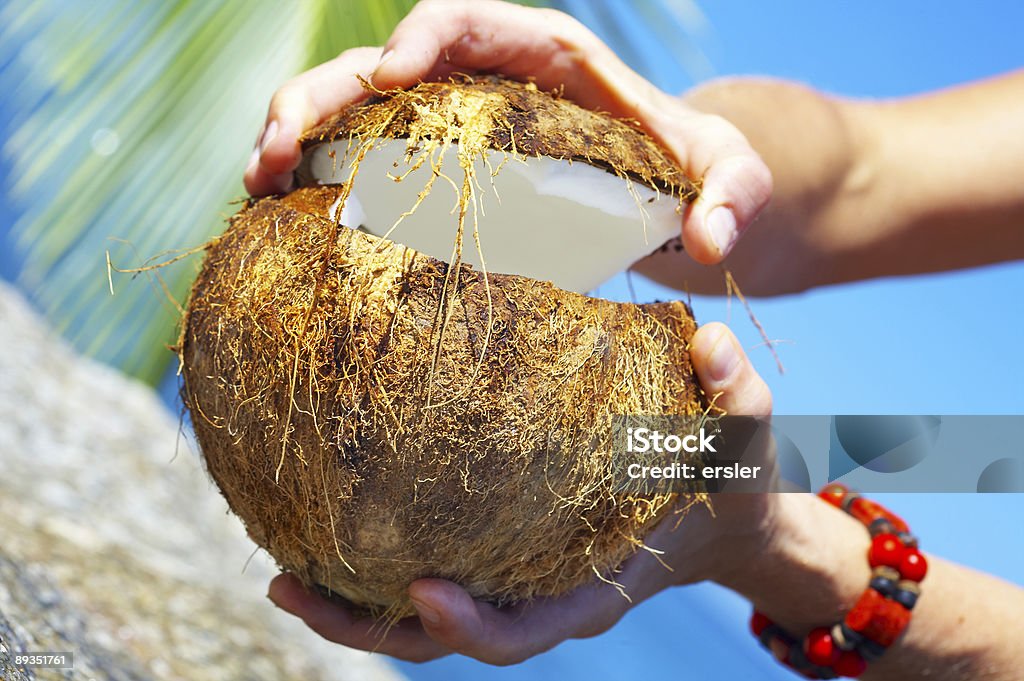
[691,322,772,416]
[648,106,773,265]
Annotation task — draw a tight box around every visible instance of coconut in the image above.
[182,77,706,619]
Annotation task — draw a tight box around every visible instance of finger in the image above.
[373,1,576,90]
[685,147,773,265]
[408,577,633,666]
[649,112,773,265]
[267,573,450,663]
[243,144,296,196]
[690,322,773,416]
[375,1,772,264]
[245,47,383,196]
[373,0,645,115]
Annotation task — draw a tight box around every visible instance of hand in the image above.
[267,322,776,665]
[244,0,772,266]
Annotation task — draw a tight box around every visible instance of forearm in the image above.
[842,70,1024,282]
[637,71,1024,294]
[717,493,1024,680]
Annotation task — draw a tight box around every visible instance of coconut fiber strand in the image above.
[182,77,706,619]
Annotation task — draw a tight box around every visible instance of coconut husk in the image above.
[182,78,705,620]
[296,77,699,200]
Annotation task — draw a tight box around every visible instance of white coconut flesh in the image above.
[305,139,682,293]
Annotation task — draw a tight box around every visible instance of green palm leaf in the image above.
[3,0,309,383]
[0,0,708,385]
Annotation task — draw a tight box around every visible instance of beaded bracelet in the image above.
[749,483,928,679]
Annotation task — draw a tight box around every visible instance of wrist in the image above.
[714,492,870,633]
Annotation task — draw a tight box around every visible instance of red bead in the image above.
[899,549,929,582]
[846,589,911,647]
[750,611,772,637]
[834,650,868,677]
[804,627,841,666]
[818,483,849,508]
[868,533,906,569]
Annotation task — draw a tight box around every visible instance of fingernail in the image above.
[706,328,741,383]
[245,148,260,175]
[706,205,738,257]
[411,597,441,626]
[371,50,395,82]
[258,119,279,155]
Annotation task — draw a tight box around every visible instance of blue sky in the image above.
[399,2,1024,680]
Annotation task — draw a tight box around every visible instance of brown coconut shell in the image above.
[296,77,699,200]
[182,78,705,619]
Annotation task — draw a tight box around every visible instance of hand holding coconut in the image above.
[244,0,773,267]
[266,322,777,665]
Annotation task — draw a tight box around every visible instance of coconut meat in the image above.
[305,139,681,293]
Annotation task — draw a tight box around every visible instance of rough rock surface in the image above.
[0,281,403,681]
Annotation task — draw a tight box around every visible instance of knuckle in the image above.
[268,83,299,112]
[484,647,527,667]
[413,0,457,19]
[719,153,773,207]
[338,45,381,61]
[461,633,529,667]
[534,6,573,23]
[575,618,613,640]
[540,7,596,46]
[401,649,443,664]
[398,0,470,44]
[747,158,774,200]
[698,113,745,143]
[755,380,774,416]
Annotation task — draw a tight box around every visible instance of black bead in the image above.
[859,638,888,662]
[897,531,918,548]
[870,575,897,597]
[832,623,856,651]
[893,587,920,610]
[787,645,811,671]
[869,517,896,537]
[840,491,862,513]
[840,622,864,648]
[759,624,784,650]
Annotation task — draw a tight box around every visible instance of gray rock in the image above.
[0,281,403,681]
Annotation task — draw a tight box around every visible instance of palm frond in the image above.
[0,0,708,386]
[0,0,410,384]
